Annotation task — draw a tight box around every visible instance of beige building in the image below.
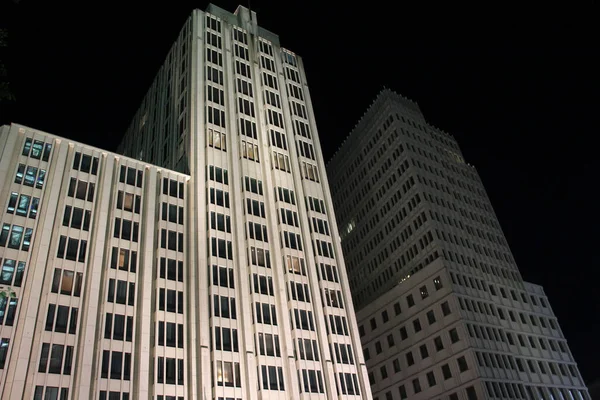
[327,89,590,400]
[0,4,371,400]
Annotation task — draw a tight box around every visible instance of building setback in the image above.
[327,89,590,400]
[0,4,371,400]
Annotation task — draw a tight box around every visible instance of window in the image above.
[0,297,18,326]
[101,350,131,380]
[427,310,436,324]
[51,268,82,297]
[381,310,389,323]
[244,176,263,195]
[111,247,137,273]
[6,193,36,218]
[67,178,95,201]
[412,378,421,393]
[159,258,183,282]
[107,279,135,306]
[62,206,92,231]
[45,304,78,334]
[212,265,234,288]
[105,313,134,342]
[426,371,436,387]
[380,365,388,380]
[370,318,377,330]
[214,326,239,352]
[407,294,415,307]
[0,224,33,251]
[33,386,69,400]
[399,326,408,340]
[449,328,460,343]
[272,151,290,172]
[466,386,478,400]
[208,166,229,184]
[158,288,184,314]
[208,128,226,150]
[457,356,469,372]
[394,302,401,315]
[215,361,241,387]
[420,344,429,359]
[442,363,452,379]
[387,334,395,347]
[210,211,231,233]
[119,166,143,188]
[56,236,87,262]
[0,258,26,287]
[38,343,73,375]
[393,358,401,373]
[301,161,319,182]
[258,364,286,391]
[434,336,444,351]
[210,237,232,259]
[250,247,271,268]
[73,152,99,175]
[413,318,421,333]
[441,301,451,316]
[212,294,237,319]
[398,385,407,399]
[0,338,10,369]
[420,285,429,299]
[433,276,443,290]
[406,351,414,366]
[241,140,259,161]
[258,333,281,357]
[14,164,46,189]
[282,231,302,250]
[117,191,141,214]
[286,255,306,275]
[248,222,268,242]
[375,341,382,354]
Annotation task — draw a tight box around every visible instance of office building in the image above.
[327,89,590,400]
[0,4,371,400]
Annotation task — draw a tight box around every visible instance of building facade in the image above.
[327,89,590,400]
[0,4,371,400]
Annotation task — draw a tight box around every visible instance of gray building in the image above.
[0,4,371,400]
[327,89,590,400]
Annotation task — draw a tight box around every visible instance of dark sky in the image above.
[2,0,598,385]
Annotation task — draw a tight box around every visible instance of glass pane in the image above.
[13,261,25,287]
[61,270,74,295]
[42,143,52,162]
[15,164,25,184]
[7,193,18,213]
[76,181,87,200]
[54,306,69,333]
[0,259,15,285]
[123,193,134,211]
[36,169,46,189]
[8,225,23,249]
[22,138,32,156]
[29,197,39,219]
[80,154,91,173]
[48,344,64,373]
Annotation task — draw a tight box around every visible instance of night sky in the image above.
[1,0,598,386]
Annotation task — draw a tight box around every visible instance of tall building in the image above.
[0,4,371,400]
[327,89,590,400]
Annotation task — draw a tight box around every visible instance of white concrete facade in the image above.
[0,4,371,400]
[327,90,590,400]
[0,123,189,400]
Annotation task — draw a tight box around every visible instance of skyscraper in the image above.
[327,89,590,400]
[0,4,371,400]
